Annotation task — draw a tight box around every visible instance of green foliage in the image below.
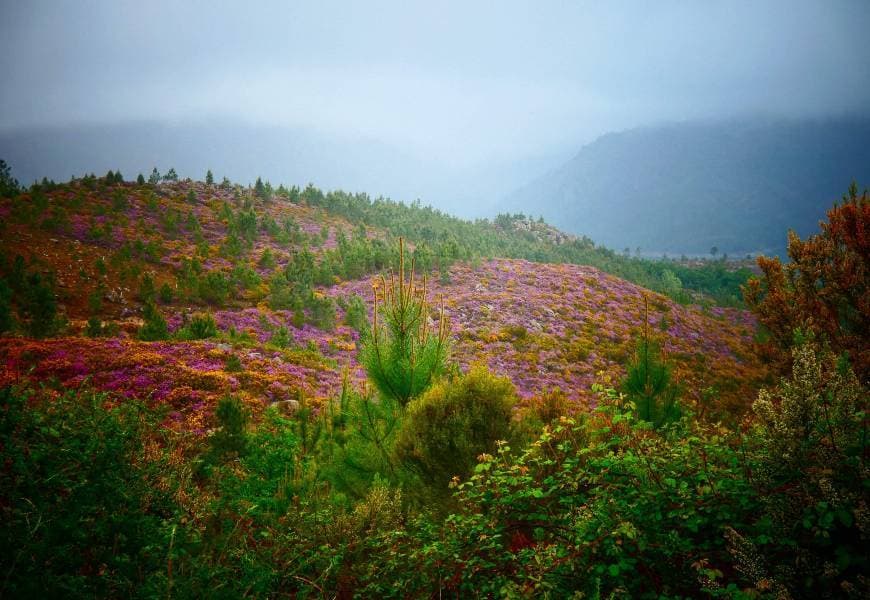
[209,395,250,462]
[320,380,404,499]
[622,338,681,427]
[0,158,20,198]
[748,343,868,596]
[136,173,145,185]
[158,282,173,303]
[0,384,175,598]
[138,302,169,341]
[309,294,337,331]
[394,365,516,493]
[360,239,450,406]
[176,312,218,340]
[0,278,13,333]
[343,293,369,335]
[205,169,214,185]
[137,272,156,303]
[147,167,160,184]
[21,271,62,338]
[196,270,230,305]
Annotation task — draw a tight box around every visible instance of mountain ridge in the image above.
[502,115,870,256]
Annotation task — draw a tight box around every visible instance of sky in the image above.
[1,0,869,206]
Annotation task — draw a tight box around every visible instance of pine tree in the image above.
[148,168,161,184]
[360,238,450,406]
[205,169,214,185]
[621,295,681,427]
[138,302,168,341]
[136,173,145,185]
[0,159,20,198]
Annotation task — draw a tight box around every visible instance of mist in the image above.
[2,0,869,214]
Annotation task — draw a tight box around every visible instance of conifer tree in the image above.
[205,169,214,185]
[621,295,681,427]
[360,238,450,406]
[148,168,160,184]
[136,173,145,185]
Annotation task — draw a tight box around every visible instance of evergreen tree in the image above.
[0,159,20,198]
[21,272,60,338]
[148,168,161,184]
[0,278,13,333]
[205,169,214,185]
[360,238,450,406]
[621,296,681,428]
[136,173,145,185]
[138,302,169,341]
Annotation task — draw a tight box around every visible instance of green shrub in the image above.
[21,272,62,338]
[394,365,516,492]
[210,395,249,462]
[343,294,368,335]
[177,312,218,340]
[158,282,173,303]
[138,302,168,341]
[309,294,337,331]
[269,326,292,349]
[0,384,175,597]
[197,270,230,305]
[0,278,12,333]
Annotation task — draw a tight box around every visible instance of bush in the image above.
[0,384,175,597]
[309,294,337,331]
[0,278,12,333]
[394,365,516,492]
[138,302,168,341]
[744,182,870,378]
[343,294,368,335]
[21,272,62,338]
[177,313,217,340]
[209,395,249,462]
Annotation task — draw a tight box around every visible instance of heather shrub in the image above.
[394,365,516,493]
[745,343,869,597]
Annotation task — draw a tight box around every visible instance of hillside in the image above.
[502,116,870,256]
[1,170,866,599]
[0,174,764,422]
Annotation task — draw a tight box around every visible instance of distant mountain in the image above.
[501,117,870,256]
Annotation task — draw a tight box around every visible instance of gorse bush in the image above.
[360,238,450,406]
[394,364,517,493]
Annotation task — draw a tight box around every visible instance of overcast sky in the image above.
[2,0,869,170]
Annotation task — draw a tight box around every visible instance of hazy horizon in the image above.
[2,0,869,219]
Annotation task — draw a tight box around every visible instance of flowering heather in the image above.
[329,259,764,410]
